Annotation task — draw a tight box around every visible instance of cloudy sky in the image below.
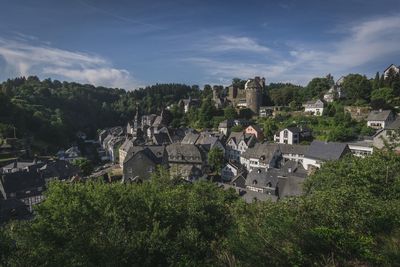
[0,0,399,89]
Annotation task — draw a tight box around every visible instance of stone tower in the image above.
[245,76,264,114]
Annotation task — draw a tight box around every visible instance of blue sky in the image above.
[0,0,399,89]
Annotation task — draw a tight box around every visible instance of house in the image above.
[302,141,351,170]
[323,77,345,103]
[240,143,281,171]
[122,146,166,183]
[384,64,400,78]
[367,110,395,129]
[194,132,225,153]
[245,125,264,141]
[278,144,308,163]
[218,119,234,136]
[225,132,257,162]
[245,168,280,195]
[106,136,125,163]
[221,161,246,182]
[276,161,308,199]
[1,159,43,174]
[347,140,374,157]
[259,106,273,117]
[119,138,134,167]
[274,126,312,144]
[181,131,200,144]
[303,99,324,116]
[178,97,200,113]
[218,183,278,203]
[0,171,46,212]
[39,160,80,182]
[166,143,205,181]
[373,117,400,150]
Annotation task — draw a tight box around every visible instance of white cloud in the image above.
[0,38,137,89]
[189,15,400,85]
[208,36,271,53]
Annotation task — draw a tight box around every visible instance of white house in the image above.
[347,140,374,157]
[240,143,281,172]
[303,99,324,116]
[384,64,400,78]
[225,132,256,162]
[221,162,245,182]
[274,126,312,145]
[367,110,395,129]
[373,117,400,150]
[278,144,308,163]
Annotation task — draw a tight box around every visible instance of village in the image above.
[1,64,399,223]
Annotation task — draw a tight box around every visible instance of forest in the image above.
[0,150,399,266]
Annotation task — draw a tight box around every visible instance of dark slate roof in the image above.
[227,132,255,146]
[120,138,134,153]
[0,171,45,198]
[278,144,309,155]
[241,143,281,163]
[39,160,80,180]
[386,117,400,129]
[124,146,165,165]
[280,161,308,179]
[245,168,280,189]
[181,132,200,144]
[166,143,203,163]
[304,141,349,161]
[277,175,304,198]
[2,160,42,171]
[248,124,263,133]
[367,110,393,121]
[153,132,172,145]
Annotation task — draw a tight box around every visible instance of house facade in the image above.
[303,99,324,116]
[367,110,395,129]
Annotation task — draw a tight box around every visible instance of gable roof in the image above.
[181,132,200,144]
[0,171,45,198]
[304,141,349,161]
[278,144,308,155]
[166,143,203,163]
[124,145,165,165]
[303,99,324,108]
[367,110,393,121]
[387,117,400,129]
[241,143,281,163]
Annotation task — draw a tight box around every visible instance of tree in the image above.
[231,125,244,132]
[223,106,237,120]
[72,158,93,176]
[342,74,372,101]
[208,147,225,174]
[373,72,380,90]
[4,179,238,266]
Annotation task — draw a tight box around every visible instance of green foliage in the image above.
[342,74,372,102]
[231,125,244,132]
[0,77,199,152]
[223,106,237,120]
[208,147,225,174]
[3,179,237,266]
[371,87,394,109]
[2,152,400,266]
[72,158,94,176]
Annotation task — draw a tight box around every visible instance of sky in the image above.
[0,0,399,89]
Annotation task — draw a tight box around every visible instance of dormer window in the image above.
[252,180,257,185]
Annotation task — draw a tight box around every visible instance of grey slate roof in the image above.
[303,99,324,108]
[0,171,45,199]
[278,144,308,155]
[124,146,165,165]
[386,117,400,129]
[245,168,280,189]
[241,143,281,163]
[367,110,393,121]
[166,143,203,163]
[304,141,349,161]
[181,132,200,144]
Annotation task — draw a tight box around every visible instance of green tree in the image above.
[72,158,93,176]
[223,106,237,120]
[208,147,225,174]
[342,74,372,102]
[4,179,237,266]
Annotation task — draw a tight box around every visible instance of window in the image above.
[283,130,288,138]
[252,180,257,185]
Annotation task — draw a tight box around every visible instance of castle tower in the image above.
[245,77,262,114]
[212,86,220,101]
